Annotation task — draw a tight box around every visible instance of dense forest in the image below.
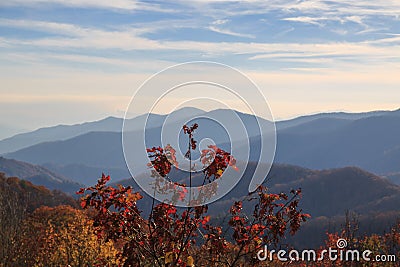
[0,172,399,266]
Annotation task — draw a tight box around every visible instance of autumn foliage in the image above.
[0,124,400,267]
[14,205,119,266]
[1,124,399,266]
[76,124,310,266]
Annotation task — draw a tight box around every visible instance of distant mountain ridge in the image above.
[0,157,82,194]
[0,107,205,154]
[2,107,398,155]
[0,124,26,140]
[3,107,400,185]
[0,116,126,154]
[42,162,130,186]
[274,115,400,174]
[276,108,400,130]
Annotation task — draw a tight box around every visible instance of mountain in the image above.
[0,116,123,155]
[276,108,400,130]
[236,164,400,215]
[383,172,400,185]
[0,172,78,212]
[0,107,270,156]
[0,157,83,194]
[215,112,400,184]
[4,108,400,185]
[2,107,398,156]
[111,163,400,247]
[278,117,352,135]
[0,124,26,141]
[3,108,274,185]
[112,163,400,217]
[6,131,125,168]
[266,166,400,216]
[42,163,130,186]
[0,108,205,155]
[4,107,395,155]
[274,115,400,175]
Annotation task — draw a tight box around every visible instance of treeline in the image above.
[1,172,398,266]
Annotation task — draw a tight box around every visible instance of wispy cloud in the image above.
[248,42,400,62]
[1,0,399,127]
[0,19,164,50]
[273,27,295,39]
[212,19,229,25]
[281,15,367,27]
[282,16,328,26]
[207,19,255,38]
[367,35,400,44]
[208,26,255,39]
[0,0,174,12]
[1,18,399,70]
[0,51,174,72]
[178,0,400,17]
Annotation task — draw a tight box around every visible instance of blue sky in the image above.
[0,0,399,132]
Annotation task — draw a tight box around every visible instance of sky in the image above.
[0,0,400,134]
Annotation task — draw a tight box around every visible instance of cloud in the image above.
[281,15,367,27]
[1,18,399,71]
[177,0,400,35]
[368,35,400,44]
[247,42,398,61]
[282,16,328,26]
[0,18,88,36]
[356,27,388,35]
[212,19,229,25]
[208,26,255,39]
[1,0,399,129]
[273,27,295,38]
[178,0,400,17]
[0,19,164,50]
[345,16,364,25]
[330,29,348,35]
[0,51,174,73]
[0,0,174,12]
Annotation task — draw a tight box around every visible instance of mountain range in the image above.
[113,163,400,217]
[2,107,400,186]
[0,107,205,154]
[276,109,399,130]
[0,172,78,212]
[0,157,82,194]
[111,163,400,247]
[274,115,400,173]
[1,104,399,248]
[1,160,398,248]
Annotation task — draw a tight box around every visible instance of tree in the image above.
[317,216,400,267]
[0,173,28,266]
[79,124,310,266]
[0,173,81,266]
[13,205,119,266]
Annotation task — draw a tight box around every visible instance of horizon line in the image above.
[8,106,400,134]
